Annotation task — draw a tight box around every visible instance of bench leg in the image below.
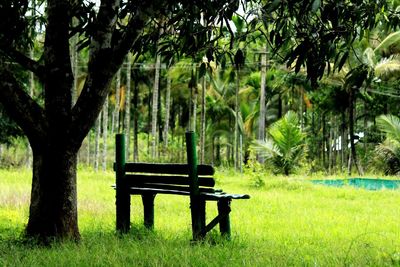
[116,187,131,233]
[142,194,156,229]
[191,197,206,241]
[199,199,206,238]
[217,199,231,239]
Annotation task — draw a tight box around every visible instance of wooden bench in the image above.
[114,132,250,241]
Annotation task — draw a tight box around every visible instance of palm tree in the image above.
[375,114,400,175]
[252,111,306,175]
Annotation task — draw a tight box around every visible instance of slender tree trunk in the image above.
[151,54,161,159]
[86,131,90,167]
[188,63,195,132]
[132,82,139,162]
[27,0,36,168]
[322,113,327,169]
[124,57,131,159]
[348,89,364,175]
[235,67,240,171]
[200,76,206,164]
[163,76,172,149]
[328,118,333,174]
[102,96,109,171]
[112,69,121,134]
[258,52,267,163]
[216,135,221,166]
[341,109,347,173]
[94,114,101,171]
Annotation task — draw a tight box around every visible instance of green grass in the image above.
[1,169,400,266]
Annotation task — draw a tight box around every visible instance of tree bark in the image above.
[112,68,121,134]
[151,54,161,159]
[258,52,267,163]
[132,82,139,162]
[124,57,132,159]
[235,67,240,171]
[102,96,109,172]
[26,145,79,242]
[163,76,172,148]
[200,76,206,164]
[94,114,101,171]
[348,88,364,175]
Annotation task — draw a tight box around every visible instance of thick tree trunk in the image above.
[26,144,79,242]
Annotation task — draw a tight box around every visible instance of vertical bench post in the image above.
[186,131,205,240]
[116,134,130,233]
[142,193,156,229]
[217,199,232,239]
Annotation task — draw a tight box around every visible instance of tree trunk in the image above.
[112,68,121,134]
[328,118,333,174]
[124,57,131,159]
[151,54,161,160]
[258,51,267,163]
[340,109,347,173]
[94,114,101,171]
[163,76,172,149]
[132,82,139,162]
[200,76,206,164]
[26,143,79,242]
[348,89,364,175]
[235,67,240,171]
[102,96,109,171]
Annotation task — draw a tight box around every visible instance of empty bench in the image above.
[114,132,250,240]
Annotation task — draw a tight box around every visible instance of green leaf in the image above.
[337,51,349,71]
[311,0,320,12]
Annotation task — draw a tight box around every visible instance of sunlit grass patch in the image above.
[0,168,400,266]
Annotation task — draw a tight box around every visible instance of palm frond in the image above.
[374,30,400,55]
[374,56,400,80]
[376,114,400,143]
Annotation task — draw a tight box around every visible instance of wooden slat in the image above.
[200,193,251,201]
[125,174,215,187]
[124,163,214,175]
[129,184,217,194]
[128,187,224,196]
[129,187,190,196]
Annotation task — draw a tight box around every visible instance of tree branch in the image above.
[1,48,45,82]
[69,0,124,147]
[0,65,47,147]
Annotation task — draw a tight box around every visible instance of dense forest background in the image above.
[1,0,400,177]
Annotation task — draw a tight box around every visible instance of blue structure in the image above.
[312,178,400,190]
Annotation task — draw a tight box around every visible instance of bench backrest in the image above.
[115,132,216,196]
[124,163,216,194]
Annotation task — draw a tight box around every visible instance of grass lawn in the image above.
[0,168,400,266]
